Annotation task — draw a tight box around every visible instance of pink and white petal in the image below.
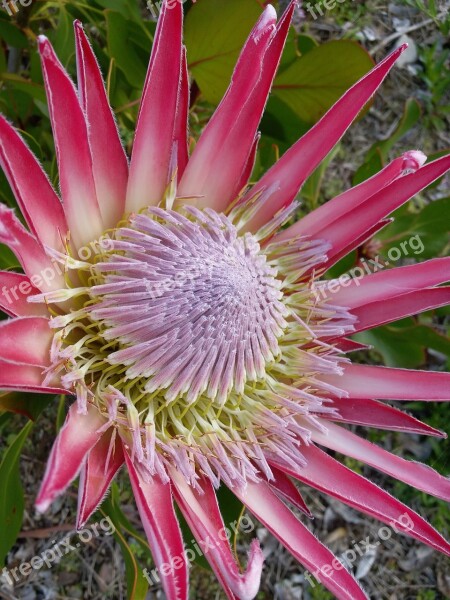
[74,22,128,227]
[234,481,368,600]
[275,151,424,243]
[36,403,107,513]
[174,46,190,182]
[38,36,103,249]
[231,133,260,201]
[309,419,450,502]
[0,272,48,317]
[77,428,124,529]
[170,468,263,600]
[320,397,445,437]
[124,454,188,600]
[269,445,450,556]
[0,204,64,291]
[0,360,65,394]
[318,364,450,401]
[320,218,392,272]
[269,467,312,517]
[241,45,406,232]
[0,317,52,366]
[0,115,67,250]
[349,287,450,333]
[332,257,450,308]
[308,155,450,258]
[126,0,183,213]
[179,4,294,212]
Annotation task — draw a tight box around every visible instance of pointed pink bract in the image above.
[38,36,103,249]
[36,403,106,513]
[74,21,128,228]
[125,454,189,600]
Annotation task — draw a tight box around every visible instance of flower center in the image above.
[89,207,288,404]
[37,205,354,486]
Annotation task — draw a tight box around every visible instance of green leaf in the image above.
[101,485,150,600]
[0,421,32,565]
[353,98,422,184]
[52,6,76,69]
[326,250,358,279]
[0,392,53,421]
[297,34,318,56]
[377,197,450,260]
[355,320,450,368]
[0,47,6,74]
[0,73,46,103]
[258,96,310,173]
[0,245,18,269]
[185,0,263,104]
[352,148,383,186]
[355,325,425,368]
[273,40,374,124]
[95,0,141,20]
[300,144,340,212]
[215,484,245,537]
[106,11,148,89]
[0,19,28,49]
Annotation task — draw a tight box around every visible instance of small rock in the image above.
[362,27,378,42]
[392,17,411,31]
[398,546,434,571]
[437,569,450,598]
[395,35,418,68]
[355,548,377,580]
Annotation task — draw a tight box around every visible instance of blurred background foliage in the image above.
[0,0,449,598]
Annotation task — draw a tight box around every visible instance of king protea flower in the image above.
[0,1,449,598]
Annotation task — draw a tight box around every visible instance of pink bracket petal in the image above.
[36,403,107,513]
[318,397,446,437]
[234,481,368,600]
[178,4,287,212]
[269,467,313,517]
[0,204,65,291]
[0,360,66,394]
[319,363,450,401]
[307,155,450,260]
[77,428,124,529]
[0,115,67,250]
[74,22,128,228]
[0,272,48,317]
[241,45,407,232]
[275,151,424,244]
[349,287,450,333]
[124,453,189,600]
[310,419,450,502]
[38,36,104,250]
[170,469,263,600]
[332,257,450,307]
[126,0,184,213]
[269,445,450,556]
[0,317,52,367]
